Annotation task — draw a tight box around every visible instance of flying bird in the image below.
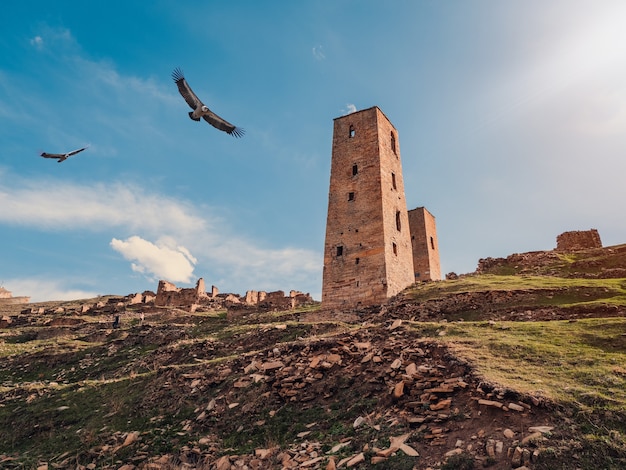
[40,146,89,163]
[172,68,244,138]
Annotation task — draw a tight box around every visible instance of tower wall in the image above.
[321,107,414,308]
[408,207,441,281]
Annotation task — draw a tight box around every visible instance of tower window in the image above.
[355,257,360,265]
[391,172,397,190]
[391,131,396,154]
[430,236,435,250]
[392,243,397,255]
[348,192,355,201]
[349,125,355,138]
[352,164,358,176]
[395,211,401,231]
[336,246,344,257]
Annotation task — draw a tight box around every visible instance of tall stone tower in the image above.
[408,207,441,281]
[321,107,415,308]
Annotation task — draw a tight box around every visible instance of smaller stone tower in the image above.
[408,207,441,281]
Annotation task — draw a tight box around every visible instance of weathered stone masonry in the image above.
[322,107,438,309]
[556,229,602,252]
[408,207,441,282]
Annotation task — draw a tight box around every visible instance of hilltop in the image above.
[0,245,625,469]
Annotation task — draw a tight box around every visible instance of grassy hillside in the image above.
[1,250,625,469]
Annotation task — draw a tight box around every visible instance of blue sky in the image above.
[2,1,626,302]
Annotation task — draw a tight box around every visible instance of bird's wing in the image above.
[66,146,88,157]
[172,68,203,110]
[202,111,245,138]
[40,152,63,159]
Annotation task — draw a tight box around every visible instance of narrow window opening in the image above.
[391,131,396,154]
[356,281,360,287]
[395,211,401,231]
[392,243,397,255]
[355,257,360,265]
[336,246,343,257]
[348,192,355,201]
[352,164,358,176]
[391,172,397,190]
[430,237,435,250]
[349,125,355,138]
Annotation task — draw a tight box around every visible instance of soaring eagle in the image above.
[40,146,88,163]
[172,68,244,138]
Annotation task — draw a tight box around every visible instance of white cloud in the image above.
[110,236,196,283]
[29,27,75,53]
[29,36,44,49]
[341,103,357,115]
[5,278,99,303]
[0,178,207,235]
[312,45,326,60]
[0,175,321,294]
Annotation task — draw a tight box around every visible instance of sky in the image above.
[1,1,626,302]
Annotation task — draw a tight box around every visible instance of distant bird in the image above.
[40,146,89,163]
[172,68,244,138]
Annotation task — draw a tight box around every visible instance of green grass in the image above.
[406,274,626,308]
[2,267,625,468]
[0,373,180,467]
[433,318,626,410]
[411,316,626,468]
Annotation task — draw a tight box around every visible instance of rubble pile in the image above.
[67,321,554,469]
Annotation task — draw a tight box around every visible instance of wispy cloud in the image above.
[0,178,207,235]
[312,45,326,60]
[29,26,75,53]
[0,174,321,293]
[341,103,357,115]
[5,278,99,303]
[29,36,44,50]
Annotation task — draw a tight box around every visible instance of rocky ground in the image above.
[1,244,625,469]
[0,302,597,470]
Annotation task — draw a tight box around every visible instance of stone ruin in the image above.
[0,286,30,305]
[8,278,311,324]
[153,278,314,313]
[555,229,602,252]
[476,229,606,275]
[0,278,313,330]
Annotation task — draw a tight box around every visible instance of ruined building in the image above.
[0,286,29,305]
[322,107,440,309]
[556,229,602,252]
[408,207,441,282]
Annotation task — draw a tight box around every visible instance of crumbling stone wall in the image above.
[155,278,208,307]
[153,279,313,311]
[556,229,602,252]
[0,287,30,304]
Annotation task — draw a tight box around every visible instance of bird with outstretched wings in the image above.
[40,146,88,163]
[172,68,244,138]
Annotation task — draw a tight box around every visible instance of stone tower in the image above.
[321,107,415,308]
[408,207,441,281]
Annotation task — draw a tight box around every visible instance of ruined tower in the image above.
[321,107,415,308]
[408,207,441,281]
